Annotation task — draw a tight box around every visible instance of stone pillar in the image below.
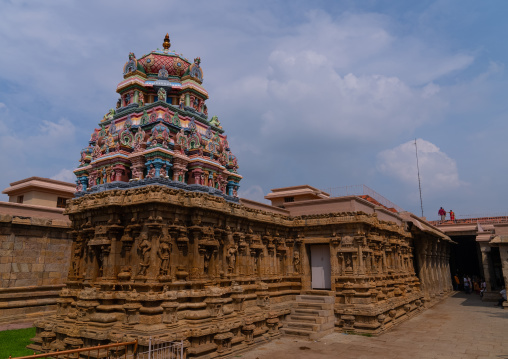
[190,230,201,280]
[480,244,493,291]
[419,240,429,298]
[427,241,436,297]
[330,240,339,278]
[192,169,203,185]
[382,247,387,273]
[112,164,127,182]
[78,176,88,191]
[498,244,508,290]
[226,181,237,196]
[301,242,311,290]
[358,245,364,275]
[445,244,452,291]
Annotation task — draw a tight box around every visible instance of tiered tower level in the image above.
[74,34,241,199]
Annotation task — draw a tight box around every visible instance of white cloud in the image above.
[0,2,503,215]
[218,10,467,154]
[239,185,267,203]
[38,119,76,148]
[51,169,76,183]
[376,139,467,195]
[0,113,78,195]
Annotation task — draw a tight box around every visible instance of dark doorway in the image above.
[449,235,481,278]
[489,247,505,290]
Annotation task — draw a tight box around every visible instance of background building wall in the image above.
[20,191,62,207]
[0,213,71,323]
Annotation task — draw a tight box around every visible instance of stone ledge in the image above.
[0,297,58,309]
[0,214,71,228]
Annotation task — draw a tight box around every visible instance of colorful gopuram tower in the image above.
[74,34,241,199]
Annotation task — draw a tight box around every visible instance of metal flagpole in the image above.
[414,139,424,217]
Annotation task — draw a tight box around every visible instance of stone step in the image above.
[280,327,314,337]
[283,296,337,339]
[296,295,335,304]
[295,302,334,310]
[280,326,336,340]
[317,320,335,331]
[292,308,334,317]
[288,314,333,324]
[303,290,335,296]
[285,320,335,331]
[308,327,336,340]
[288,314,317,322]
[285,321,320,331]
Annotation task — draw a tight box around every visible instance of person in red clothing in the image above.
[449,210,455,222]
[438,207,446,221]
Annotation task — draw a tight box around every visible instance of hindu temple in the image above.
[29,35,453,358]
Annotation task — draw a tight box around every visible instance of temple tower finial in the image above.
[163,33,171,51]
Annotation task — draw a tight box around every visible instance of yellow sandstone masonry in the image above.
[28,186,453,357]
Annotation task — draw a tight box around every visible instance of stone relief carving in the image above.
[293,250,300,273]
[137,233,152,276]
[157,235,171,277]
[227,245,238,273]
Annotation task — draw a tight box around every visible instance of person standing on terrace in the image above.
[450,210,456,222]
[438,207,446,221]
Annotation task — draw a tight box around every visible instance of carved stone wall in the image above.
[29,186,451,357]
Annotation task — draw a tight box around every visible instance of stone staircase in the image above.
[281,294,336,340]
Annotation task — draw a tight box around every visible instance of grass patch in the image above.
[0,327,36,359]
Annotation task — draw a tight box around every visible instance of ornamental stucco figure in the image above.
[157,88,167,102]
[137,233,151,276]
[146,164,156,178]
[131,167,141,180]
[204,250,212,274]
[293,251,301,273]
[159,164,168,178]
[71,242,83,277]
[157,237,171,277]
[227,245,238,273]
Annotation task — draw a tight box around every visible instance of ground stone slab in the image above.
[240,292,508,359]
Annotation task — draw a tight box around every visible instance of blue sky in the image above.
[1,0,507,220]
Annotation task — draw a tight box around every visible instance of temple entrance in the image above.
[310,244,331,289]
[449,235,482,279]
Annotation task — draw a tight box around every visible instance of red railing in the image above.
[429,215,508,226]
[10,340,138,359]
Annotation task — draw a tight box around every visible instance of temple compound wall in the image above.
[0,213,71,323]
[30,184,453,358]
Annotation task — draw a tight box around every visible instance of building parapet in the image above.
[0,202,70,224]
